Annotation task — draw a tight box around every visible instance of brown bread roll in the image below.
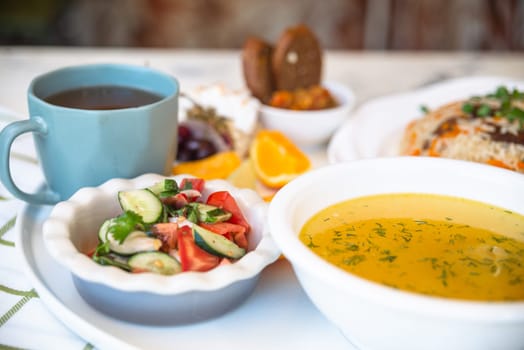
[271,24,322,91]
[241,37,274,103]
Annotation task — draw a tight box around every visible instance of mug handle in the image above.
[0,117,60,205]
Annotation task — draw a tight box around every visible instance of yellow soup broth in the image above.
[299,193,524,301]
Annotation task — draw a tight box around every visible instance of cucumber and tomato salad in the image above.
[91,177,250,276]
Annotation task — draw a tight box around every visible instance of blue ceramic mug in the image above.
[0,63,179,205]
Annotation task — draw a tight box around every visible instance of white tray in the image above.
[15,202,355,350]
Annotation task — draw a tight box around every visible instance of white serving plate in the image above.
[327,76,524,163]
[15,201,355,350]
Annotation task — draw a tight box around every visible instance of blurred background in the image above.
[0,0,523,50]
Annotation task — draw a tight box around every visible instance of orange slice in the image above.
[172,151,241,180]
[250,130,311,188]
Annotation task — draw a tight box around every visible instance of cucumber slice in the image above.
[147,179,179,197]
[193,224,246,259]
[93,252,132,271]
[118,189,163,224]
[98,218,162,255]
[113,231,162,255]
[128,251,181,275]
[193,203,232,223]
[98,218,113,243]
[101,227,162,255]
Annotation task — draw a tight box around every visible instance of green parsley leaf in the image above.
[109,211,144,243]
[344,255,366,266]
[511,88,523,100]
[93,240,111,257]
[507,107,524,123]
[164,179,178,191]
[466,86,524,128]
[500,99,511,114]
[420,105,430,114]
[495,86,510,99]
[477,104,491,117]
[306,234,319,248]
[158,179,180,198]
[185,205,199,223]
[379,255,397,262]
[462,103,474,114]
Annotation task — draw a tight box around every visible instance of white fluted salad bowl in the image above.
[43,173,280,325]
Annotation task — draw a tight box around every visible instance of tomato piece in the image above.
[199,222,245,235]
[152,222,178,253]
[179,189,201,203]
[199,223,232,241]
[218,258,232,266]
[206,191,250,232]
[232,231,248,250]
[177,225,220,272]
[200,222,248,250]
[162,192,189,209]
[131,267,149,274]
[180,178,205,192]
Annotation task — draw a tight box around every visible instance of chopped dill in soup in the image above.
[299,193,524,301]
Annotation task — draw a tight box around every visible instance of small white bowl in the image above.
[268,157,524,350]
[259,81,355,147]
[43,173,280,325]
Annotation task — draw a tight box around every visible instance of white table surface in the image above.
[0,47,523,350]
